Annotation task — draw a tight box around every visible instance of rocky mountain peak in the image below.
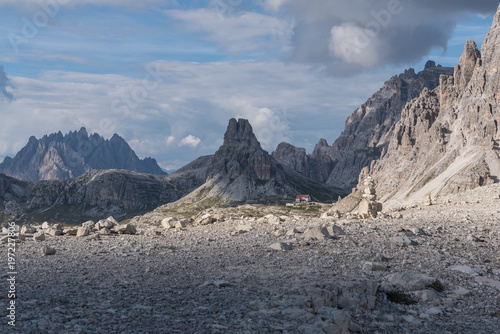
[0,129,166,181]
[454,40,481,90]
[312,138,331,156]
[424,60,436,69]
[223,118,261,148]
[273,61,454,189]
[365,8,500,204]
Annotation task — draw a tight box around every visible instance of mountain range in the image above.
[1,3,499,222]
[0,127,166,182]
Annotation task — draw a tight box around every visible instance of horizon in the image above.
[0,1,498,170]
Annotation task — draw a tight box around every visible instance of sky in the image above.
[0,0,498,171]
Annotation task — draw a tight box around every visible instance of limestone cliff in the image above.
[0,127,166,182]
[367,5,500,205]
[272,61,454,191]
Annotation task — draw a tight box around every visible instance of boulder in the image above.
[161,217,178,229]
[112,224,137,234]
[64,227,79,236]
[76,227,90,237]
[33,231,45,241]
[41,246,56,256]
[174,220,190,229]
[21,224,36,234]
[303,227,331,241]
[386,272,436,291]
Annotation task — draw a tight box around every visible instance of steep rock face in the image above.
[368,5,500,205]
[272,62,454,190]
[0,128,166,182]
[271,142,309,175]
[180,118,341,205]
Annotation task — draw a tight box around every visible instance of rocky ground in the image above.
[1,184,500,333]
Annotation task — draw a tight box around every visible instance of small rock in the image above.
[363,261,387,271]
[33,231,45,241]
[453,287,471,296]
[41,246,56,256]
[474,276,500,290]
[449,265,477,275]
[214,280,231,288]
[0,235,9,244]
[303,227,330,241]
[425,307,442,315]
[392,236,415,247]
[269,242,293,251]
[41,222,50,229]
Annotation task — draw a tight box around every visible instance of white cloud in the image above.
[259,0,288,12]
[0,60,393,169]
[179,135,201,148]
[165,8,294,54]
[166,135,175,146]
[237,107,290,149]
[329,22,384,67]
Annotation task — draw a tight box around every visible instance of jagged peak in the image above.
[77,127,88,137]
[460,40,481,64]
[222,118,261,148]
[424,60,436,69]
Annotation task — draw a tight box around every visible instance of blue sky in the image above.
[0,0,498,170]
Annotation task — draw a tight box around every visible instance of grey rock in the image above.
[33,231,45,241]
[386,272,436,291]
[41,246,56,256]
[303,227,331,241]
[76,227,89,237]
[21,224,36,234]
[269,242,293,251]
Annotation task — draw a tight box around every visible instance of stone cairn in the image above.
[425,192,433,206]
[358,177,382,218]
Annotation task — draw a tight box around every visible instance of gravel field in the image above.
[1,185,500,333]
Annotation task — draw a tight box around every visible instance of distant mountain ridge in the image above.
[0,127,166,182]
[272,61,454,191]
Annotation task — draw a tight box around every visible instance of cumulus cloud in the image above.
[259,0,499,73]
[0,65,13,101]
[179,135,201,148]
